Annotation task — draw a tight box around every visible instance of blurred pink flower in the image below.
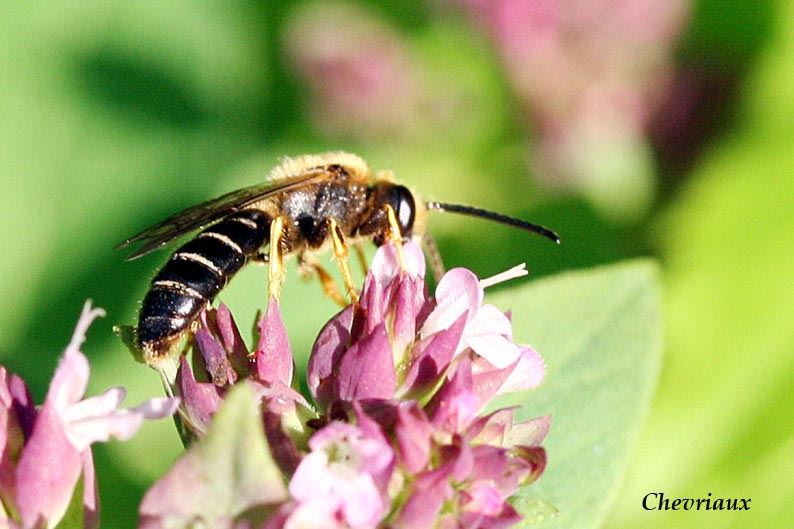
[1,302,178,529]
[284,2,426,140]
[454,0,691,217]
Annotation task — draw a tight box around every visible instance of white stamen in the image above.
[479,263,528,289]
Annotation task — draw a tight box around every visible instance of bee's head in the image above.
[360,183,418,244]
[384,185,416,236]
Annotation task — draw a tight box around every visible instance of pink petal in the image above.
[421,268,481,338]
[81,449,99,529]
[261,406,304,476]
[505,415,552,448]
[65,411,144,450]
[370,242,402,283]
[177,356,224,435]
[463,481,504,516]
[15,402,83,528]
[466,334,523,369]
[464,304,514,340]
[288,450,335,501]
[395,403,433,473]
[370,241,425,284]
[62,387,125,422]
[47,348,90,413]
[458,499,521,529]
[307,306,354,407]
[402,241,426,278]
[335,324,395,401]
[391,276,427,354]
[402,312,467,396]
[471,358,515,409]
[470,445,509,482]
[64,393,178,451]
[393,469,452,529]
[216,303,250,367]
[132,397,181,419]
[359,271,391,334]
[194,329,237,386]
[497,346,546,393]
[351,405,396,496]
[427,360,478,433]
[440,440,474,483]
[280,497,345,529]
[7,372,35,437]
[465,407,516,445]
[0,367,10,407]
[336,473,385,529]
[293,422,393,526]
[254,299,294,385]
[47,302,105,412]
[1,368,32,503]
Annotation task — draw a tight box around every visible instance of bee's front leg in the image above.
[384,204,406,270]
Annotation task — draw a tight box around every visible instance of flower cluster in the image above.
[152,242,549,529]
[0,302,179,529]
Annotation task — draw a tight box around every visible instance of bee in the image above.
[118,152,558,366]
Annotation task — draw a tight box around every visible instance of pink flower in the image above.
[286,422,394,529]
[176,301,315,474]
[283,2,425,140]
[307,241,544,410]
[454,0,691,217]
[1,301,178,529]
[146,242,549,529]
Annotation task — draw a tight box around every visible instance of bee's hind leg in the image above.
[353,244,368,277]
[328,218,360,305]
[298,253,347,307]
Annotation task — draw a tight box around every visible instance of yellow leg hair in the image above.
[328,218,360,304]
[299,254,348,307]
[354,245,369,277]
[268,216,285,301]
[384,204,406,270]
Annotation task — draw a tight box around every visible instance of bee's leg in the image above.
[421,231,446,282]
[328,218,360,304]
[268,216,286,301]
[296,253,314,279]
[353,244,368,276]
[298,253,347,307]
[384,204,406,269]
[251,252,269,266]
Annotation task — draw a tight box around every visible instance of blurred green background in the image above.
[0,1,791,528]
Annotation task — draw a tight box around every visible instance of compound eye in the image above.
[387,185,416,236]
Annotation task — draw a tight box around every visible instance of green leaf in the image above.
[138,384,287,527]
[489,260,663,528]
[509,497,561,527]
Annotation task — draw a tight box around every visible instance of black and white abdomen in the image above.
[137,209,271,354]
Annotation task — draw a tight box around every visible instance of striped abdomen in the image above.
[137,209,271,355]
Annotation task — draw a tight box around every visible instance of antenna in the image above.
[426,201,560,244]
